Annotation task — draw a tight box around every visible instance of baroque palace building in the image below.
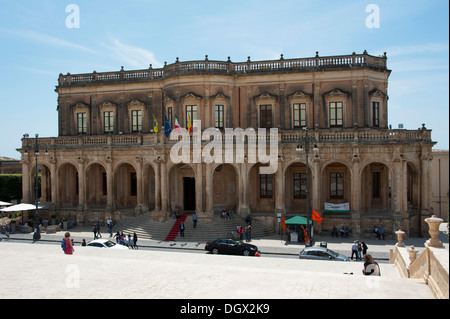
[19,51,435,237]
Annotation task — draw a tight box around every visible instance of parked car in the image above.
[205,238,260,256]
[86,239,129,250]
[299,246,349,261]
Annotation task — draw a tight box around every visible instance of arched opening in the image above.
[114,163,137,209]
[322,162,351,209]
[212,164,239,214]
[361,162,392,213]
[168,163,196,212]
[58,163,79,207]
[248,163,275,213]
[30,163,52,203]
[407,162,420,211]
[86,163,107,208]
[284,162,312,215]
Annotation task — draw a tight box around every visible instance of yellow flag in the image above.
[152,114,158,133]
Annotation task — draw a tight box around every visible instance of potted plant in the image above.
[62,217,68,230]
[51,214,57,225]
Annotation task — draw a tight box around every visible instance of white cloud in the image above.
[102,38,162,69]
[374,43,449,58]
[0,27,97,54]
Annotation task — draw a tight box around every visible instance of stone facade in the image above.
[18,51,436,237]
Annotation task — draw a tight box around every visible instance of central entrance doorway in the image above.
[183,177,196,211]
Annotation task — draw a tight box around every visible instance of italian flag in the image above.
[174,116,182,133]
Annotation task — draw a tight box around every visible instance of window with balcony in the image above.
[260,104,272,129]
[103,111,114,133]
[215,105,224,129]
[293,103,306,128]
[131,110,142,132]
[329,102,343,128]
[372,102,380,128]
[185,105,198,127]
[77,112,87,134]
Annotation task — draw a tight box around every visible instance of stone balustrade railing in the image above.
[57,51,388,86]
[390,216,449,299]
[20,127,432,151]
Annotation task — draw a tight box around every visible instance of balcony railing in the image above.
[57,51,388,86]
[20,128,431,152]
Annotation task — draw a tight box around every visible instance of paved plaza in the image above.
[1,225,447,299]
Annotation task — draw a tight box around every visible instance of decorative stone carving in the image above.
[395,229,406,247]
[424,215,444,248]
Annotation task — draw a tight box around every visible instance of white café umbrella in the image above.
[0,203,44,212]
[0,201,12,206]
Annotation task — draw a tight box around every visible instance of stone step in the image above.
[115,212,275,242]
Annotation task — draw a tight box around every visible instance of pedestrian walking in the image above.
[92,223,98,239]
[5,223,10,240]
[96,221,102,238]
[238,225,244,240]
[107,219,114,237]
[362,241,368,255]
[245,224,252,242]
[179,222,185,237]
[351,241,359,260]
[192,213,198,229]
[357,241,363,260]
[133,232,138,249]
[61,232,75,255]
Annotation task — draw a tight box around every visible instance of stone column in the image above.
[154,161,161,212]
[205,163,214,219]
[77,158,85,209]
[160,160,168,217]
[195,163,203,215]
[135,157,143,213]
[21,158,31,203]
[106,159,113,209]
[274,161,284,215]
[50,160,57,208]
[240,163,250,217]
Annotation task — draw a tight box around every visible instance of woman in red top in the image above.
[62,232,75,255]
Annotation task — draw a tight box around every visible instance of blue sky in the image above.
[0,0,448,159]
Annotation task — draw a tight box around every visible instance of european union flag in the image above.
[164,114,172,138]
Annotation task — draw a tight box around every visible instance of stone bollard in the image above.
[395,230,406,247]
[424,215,444,248]
[407,245,418,265]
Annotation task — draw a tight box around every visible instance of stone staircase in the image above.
[115,212,275,242]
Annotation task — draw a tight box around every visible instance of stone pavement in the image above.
[0,239,436,299]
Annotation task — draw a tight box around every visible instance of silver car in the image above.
[299,246,349,261]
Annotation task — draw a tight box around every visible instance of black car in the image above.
[205,238,260,256]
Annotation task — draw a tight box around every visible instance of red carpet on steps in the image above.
[164,212,193,241]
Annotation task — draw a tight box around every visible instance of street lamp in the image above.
[296,128,318,245]
[33,134,41,242]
